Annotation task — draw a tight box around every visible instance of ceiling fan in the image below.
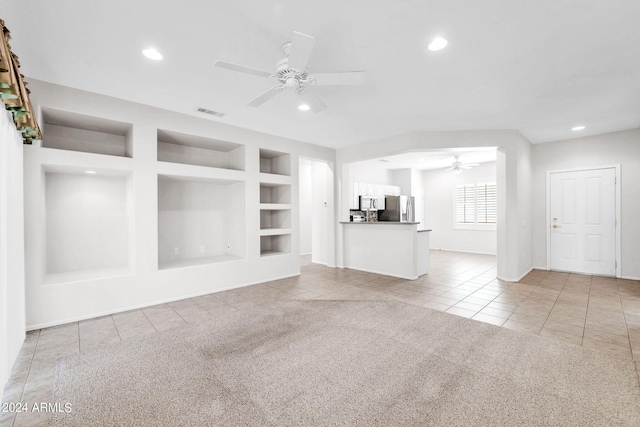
[214,31,366,112]
[446,156,480,174]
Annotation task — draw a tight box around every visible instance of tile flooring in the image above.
[2,250,640,426]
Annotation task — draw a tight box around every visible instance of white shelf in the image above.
[158,254,243,271]
[259,149,291,176]
[260,234,291,257]
[259,173,291,185]
[157,129,245,171]
[41,107,133,158]
[259,250,289,257]
[44,266,133,285]
[259,228,292,237]
[158,176,246,267]
[37,147,134,173]
[259,203,291,210]
[157,161,245,183]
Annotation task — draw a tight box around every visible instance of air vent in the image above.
[196,107,225,118]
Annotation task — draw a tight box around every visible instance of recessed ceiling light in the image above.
[298,104,310,111]
[571,125,585,131]
[85,170,96,174]
[142,48,163,60]
[428,37,448,51]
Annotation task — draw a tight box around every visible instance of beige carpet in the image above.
[50,301,640,426]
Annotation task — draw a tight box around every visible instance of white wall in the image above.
[337,130,534,281]
[348,161,392,185]
[391,169,412,195]
[0,110,26,398]
[299,159,312,255]
[24,79,336,329]
[423,162,497,254]
[532,129,640,279]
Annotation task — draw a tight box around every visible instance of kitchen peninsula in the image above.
[340,221,430,280]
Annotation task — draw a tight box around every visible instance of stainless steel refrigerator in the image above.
[379,195,415,222]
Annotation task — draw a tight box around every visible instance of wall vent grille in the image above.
[196,107,225,117]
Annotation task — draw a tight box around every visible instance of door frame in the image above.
[545,164,621,277]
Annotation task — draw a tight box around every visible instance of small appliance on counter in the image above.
[359,195,378,211]
[379,195,414,222]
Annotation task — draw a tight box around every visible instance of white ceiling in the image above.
[352,148,497,171]
[3,0,639,149]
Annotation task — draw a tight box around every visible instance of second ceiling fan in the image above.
[446,156,480,174]
[215,31,366,112]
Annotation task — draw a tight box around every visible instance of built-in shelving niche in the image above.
[158,175,245,270]
[41,108,133,157]
[259,182,291,204]
[259,149,290,176]
[157,129,245,170]
[44,166,134,284]
[260,234,291,257]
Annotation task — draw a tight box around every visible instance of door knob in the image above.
[553,224,562,229]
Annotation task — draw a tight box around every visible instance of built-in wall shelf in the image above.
[260,234,291,257]
[157,129,245,170]
[158,175,246,270]
[44,267,133,285]
[41,107,133,158]
[259,149,291,176]
[158,254,244,271]
[259,203,291,210]
[260,209,291,230]
[37,149,134,173]
[258,173,291,185]
[157,161,245,183]
[44,169,134,278]
[259,228,292,237]
[259,182,291,204]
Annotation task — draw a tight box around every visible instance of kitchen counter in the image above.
[341,222,430,280]
[339,221,421,225]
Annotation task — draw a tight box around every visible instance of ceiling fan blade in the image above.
[215,60,273,78]
[247,86,283,107]
[288,32,315,71]
[465,163,480,166]
[460,165,472,169]
[310,71,367,86]
[445,166,455,171]
[299,90,326,113]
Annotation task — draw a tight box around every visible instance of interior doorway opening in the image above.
[299,158,332,266]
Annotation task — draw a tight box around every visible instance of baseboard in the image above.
[621,275,640,281]
[430,247,497,256]
[26,272,301,331]
[344,266,417,281]
[532,265,549,271]
[497,267,533,283]
[300,252,312,256]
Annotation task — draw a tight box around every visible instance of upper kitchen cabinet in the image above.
[157,129,245,171]
[259,149,291,176]
[41,108,133,158]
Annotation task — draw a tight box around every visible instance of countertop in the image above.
[340,221,421,225]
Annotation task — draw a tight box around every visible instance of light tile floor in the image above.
[2,250,640,426]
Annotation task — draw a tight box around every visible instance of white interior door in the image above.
[549,168,616,276]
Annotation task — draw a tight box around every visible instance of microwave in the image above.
[359,195,378,211]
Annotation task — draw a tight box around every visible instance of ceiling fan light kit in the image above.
[215,31,367,112]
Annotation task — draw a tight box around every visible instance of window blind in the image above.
[455,182,497,226]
